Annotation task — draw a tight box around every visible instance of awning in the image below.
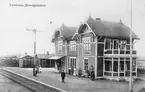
[48,55,64,60]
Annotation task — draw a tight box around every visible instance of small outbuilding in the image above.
[19,55,34,68]
[36,54,55,68]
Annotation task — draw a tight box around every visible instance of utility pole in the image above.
[44,48,45,54]
[26,28,43,76]
[6,52,7,62]
[129,0,133,91]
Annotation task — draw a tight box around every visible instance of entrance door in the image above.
[84,58,89,71]
[70,57,76,68]
[97,43,104,77]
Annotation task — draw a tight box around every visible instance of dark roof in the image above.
[84,16,139,39]
[52,24,77,42]
[60,24,77,40]
[19,55,33,59]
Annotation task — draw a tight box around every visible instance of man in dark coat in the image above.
[91,69,95,80]
[61,70,66,82]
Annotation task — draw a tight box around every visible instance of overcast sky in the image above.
[0,0,145,57]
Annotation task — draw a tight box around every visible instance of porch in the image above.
[48,55,65,72]
[40,59,55,68]
[103,57,137,81]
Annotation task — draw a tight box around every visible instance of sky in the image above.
[0,0,145,57]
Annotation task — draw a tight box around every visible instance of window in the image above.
[70,57,76,68]
[70,41,76,51]
[84,58,89,70]
[120,61,124,71]
[105,39,111,49]
[120,40,126,50]
[58,45,62,53]
[132,59,136,71]
[113,61,118,72]
[113,40,119,49]
[83,37,91,51]
[112,58,118,72]
[126,61,130,70]
[57,40,63,53]
[105,60,112,71]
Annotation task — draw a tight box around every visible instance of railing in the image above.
[104,49,137,55]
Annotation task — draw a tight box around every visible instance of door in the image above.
[84,58,89,71]
[97,43,104,77]
[70,57,76,68]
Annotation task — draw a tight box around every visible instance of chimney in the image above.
[96,18,101,20]
[47,51,49,55]
[25,52,27,55]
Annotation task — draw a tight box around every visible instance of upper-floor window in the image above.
[120,40,126,50]
[57,40,63,53]
[105,39,111,49]
[83,37,91,51]
[69,41,76,51]
[113,40,119,49]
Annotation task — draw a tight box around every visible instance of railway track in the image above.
[0,68,66,92]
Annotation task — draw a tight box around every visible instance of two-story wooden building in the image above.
[52,24,77,72]
[52,16,139,81]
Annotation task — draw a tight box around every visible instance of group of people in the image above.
[33,66,42,76]
[32,65,94,82]
[60,68,95,83]
[68,66,76,75]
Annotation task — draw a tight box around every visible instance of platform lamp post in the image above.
[26,28,43,76]
[26,21,52,76]
[129,0,133,91]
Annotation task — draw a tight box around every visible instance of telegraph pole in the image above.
[129,0,133,91]
[26,21,52,76]
[26,28,43,76]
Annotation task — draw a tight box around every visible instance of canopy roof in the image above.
[48,55,64,60]
[36,54,53,59]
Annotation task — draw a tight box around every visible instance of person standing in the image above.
[61,70,66,82]
[71,66,74,75]
[91,69,95,80]
[68,67,71,75]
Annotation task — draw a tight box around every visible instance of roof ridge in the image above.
[88,16,122,25]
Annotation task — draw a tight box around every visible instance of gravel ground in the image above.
[0,73,33,92]
[3,67,145,92]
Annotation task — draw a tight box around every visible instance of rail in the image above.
[0,68,66,92]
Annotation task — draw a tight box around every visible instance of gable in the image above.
[86,16,139,40]
[55,30,63,38]
[52,25,77,42]
[78,24,92,34]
